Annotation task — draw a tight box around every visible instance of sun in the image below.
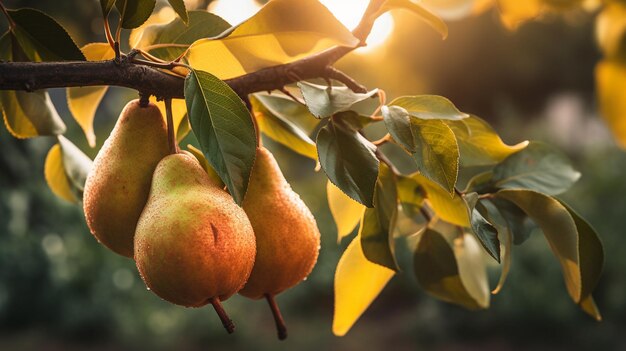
[208,0,395,53]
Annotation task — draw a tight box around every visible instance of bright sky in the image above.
[207,0,394,53]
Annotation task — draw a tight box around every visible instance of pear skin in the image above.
[239,147,321,339]
[134,153,256,332]
[83,99,169,257]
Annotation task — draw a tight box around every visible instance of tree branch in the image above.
[0,0,386,100]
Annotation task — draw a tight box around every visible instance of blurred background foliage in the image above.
[1,0,625,350]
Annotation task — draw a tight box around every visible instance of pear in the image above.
[240,147,321,340]
[83,99,169,257]
[134,153,256,333]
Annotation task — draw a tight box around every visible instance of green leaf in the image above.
[396,173,426,222]
[317,111,379,207]
[491,197,534,245]
[492,142,581,195]
[298,81,378,118]
[250,95,317,159]
[360,163,399,271]
[8,8,85,61]
[100,0,116,16]
[411,119,459,194]
[253,92,319,135]
[167,0,188,24]
[389,95,468,121]
[136,11,230,61]
[496,190,604,308]
[413,228,489,309]
[480,199,513,294]
[445,115,528,166]
[465,193,500,262]
[1,89,66,138]
[184,69,257,204]
[381,105,415,151]
[115,0,156,29]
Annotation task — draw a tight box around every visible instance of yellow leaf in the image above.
[333,234,395,336]
[187,0,358,79]
[44,144,77,203]
[454,233,490,308]
[67,43,115,147]
[379,0,448,39]
[129,8,178,48]
[410,173,470,226]
[327,180,365,243]
[579,295,602,321]
[596,59,626,148]
[1,89,66,138]
[596,2,626,58]
[446,115,528,166]
[497,0,542,29]
[420,0,478,21]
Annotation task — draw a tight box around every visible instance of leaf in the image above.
[58,136,92,194]
[446,115,529,166]
[413,228,489,309]
[136,11,230,61]
[396,173,426,222]
[115,0,157,29]
[184,69,257,204]
[492,142,581,195]
[480,199,513,294]
[464,193,500,262]
[44,144,77,203]
[360,163,399,270]
[327,180,365,243]
[389,95,468,121]
[420,0,481,20]
[382,105,415,151]
[67,43,116,147]
[378,0,448,39]
[333,234,395,336]
[496,190,604,307]
[410,119,459,194]
[187,0,359,79]
[317,111,379,207]
[298,81,378,118]
[7,8,85,61]
[253,92,319,135]
[491,197,534,245]
[496,0,542,29]
[595,2,626,60]
[185,144,224,187]
[596,59,626,148]
[101,0,116,16]
[1,89,66,139]
[250,95,317,159]
[167,0,188,24]
[409,173,470,226]
[44,136,93,203]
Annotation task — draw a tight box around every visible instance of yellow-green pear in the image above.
[83,99,169,257]
[240,146,321,339]
[134,153,256,333]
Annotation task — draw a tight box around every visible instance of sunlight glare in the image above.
[208,0,394,53]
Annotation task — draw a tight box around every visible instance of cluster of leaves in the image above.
[0,0,605,339]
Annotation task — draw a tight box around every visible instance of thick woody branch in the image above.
[0,0,385,99]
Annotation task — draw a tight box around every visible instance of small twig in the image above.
[114,42,121,62]
[372,133,391,146]
[0,1,15,30]
[324,66,367,93]
[103,18,115,50]
[141,43,190,51]
[279,87,305,105]
[375,148,400,175]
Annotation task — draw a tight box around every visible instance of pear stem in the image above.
[210,297,235,334]
[164,98,179,154]
[265,293,288,340]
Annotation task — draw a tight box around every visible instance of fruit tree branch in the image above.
[0,0,385,99]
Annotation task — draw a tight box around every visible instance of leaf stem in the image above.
[209,297,235,334]
[103,17,115,50]
[265,294,288,340]
[164,98,179,154]
[0,0,15,30]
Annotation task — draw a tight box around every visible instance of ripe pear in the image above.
[240,147,321,339]
[83,99,169,257]
[134,153,256,333]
